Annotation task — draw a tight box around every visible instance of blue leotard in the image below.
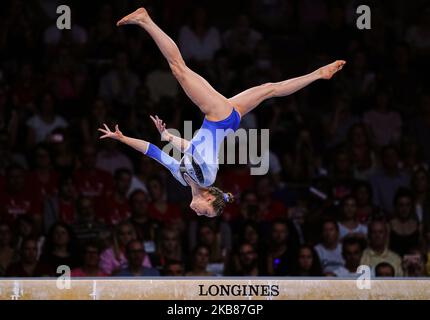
[145,108,241,187]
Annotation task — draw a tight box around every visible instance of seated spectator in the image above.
[14,215,45,258]
[96,138,133,176]
[266,220,296,276]
[347,123,377,181]
[314,220,345,274]
[337,195,367,240]
[163,260,185,276]
[402,247,427,277]
[389,188,420,257]
[29,143,59,200]
[178,7,221,63]
[40,222,78,271]
[100,221,153,275]
[6,238,53,277]
[116,240,160,277]
[128,190,160,243]
[0,164,43,223]
[73,144,113,198]
[353,181,376,223]
[98,52,140,106]
[80,98,112,144]
[370,145,410,216]
[363,89,402,147]
[72,196,108,246]
[226,242,261,276]
[256,176,287,221]
[361,220,403,276]
[71,241,107,277]
[185,244,213,276]
[411,168,430,224]
[44,174,77,230]
[333,236,366,277]
[223,14,262,58]
[97,168,132,225]
[375,262,395,277]
[26,92,68,147]
[330,148,355,200]
[197,223,227,274]
[0,222,18,276]
[147,175,182,226]
[288,245,323,277]
[155,228,183,269]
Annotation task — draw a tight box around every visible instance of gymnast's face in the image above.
[190,196,216,218]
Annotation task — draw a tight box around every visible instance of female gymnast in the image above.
[98,7,346,218]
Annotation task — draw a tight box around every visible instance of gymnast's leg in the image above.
[229,60,346,117]
[117,8,233,121]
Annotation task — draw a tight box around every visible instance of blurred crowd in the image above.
[1,0,430,278]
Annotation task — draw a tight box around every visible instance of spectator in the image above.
[26,92,68,147]
[40,222,78,271]
[5,238,52,277]
[96,138,133,175]
[370,145,410,216]
[0,164,42,223]
[389,188,420,257]
[116,240,160,276]
[375,262,396,277]
[185,244,213,276]
[363,90,402,147]
[353,181,376,224]
[266,220,295,276]
[337,195,367,240]
[73,144,113,198]
[100,221,152,276]
[361,220,403,276]
[178,7,221,63]
[314,220,345,274]
[44,174,78,229]
[71,241,107,277]
[289,245,323,277]
[128,190,159,243]
[97,168,132,225]
[99,52,140,106]
[147,175,182,225]
[411,168,430,224]
[72,196,107,245]
[156,228,183,269]
[402,248,427,277]
[333,236,366,277]
[226,242,261,276]
[163,260,185,276]
[0,222,17,276]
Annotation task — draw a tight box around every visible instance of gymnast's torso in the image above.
[168,108,241,188]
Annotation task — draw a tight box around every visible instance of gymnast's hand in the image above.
[150,115,171,141]
[98,124,124,140]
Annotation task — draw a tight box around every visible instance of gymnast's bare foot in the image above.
[116,7,151,26]
[319,60,346,80]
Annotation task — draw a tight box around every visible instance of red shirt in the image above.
[260,200,287,222]
[58,199,76,225]
[28,170,59,199]
[147,203,182,224]
[73,168,113,198]
[219,167,255,195]
[96,195,131,225]
[0,191,43,223]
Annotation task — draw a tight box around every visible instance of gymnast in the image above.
[98,7,346,218]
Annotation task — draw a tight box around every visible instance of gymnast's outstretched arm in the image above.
[98,124,180,174]
[150,115,191,153]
